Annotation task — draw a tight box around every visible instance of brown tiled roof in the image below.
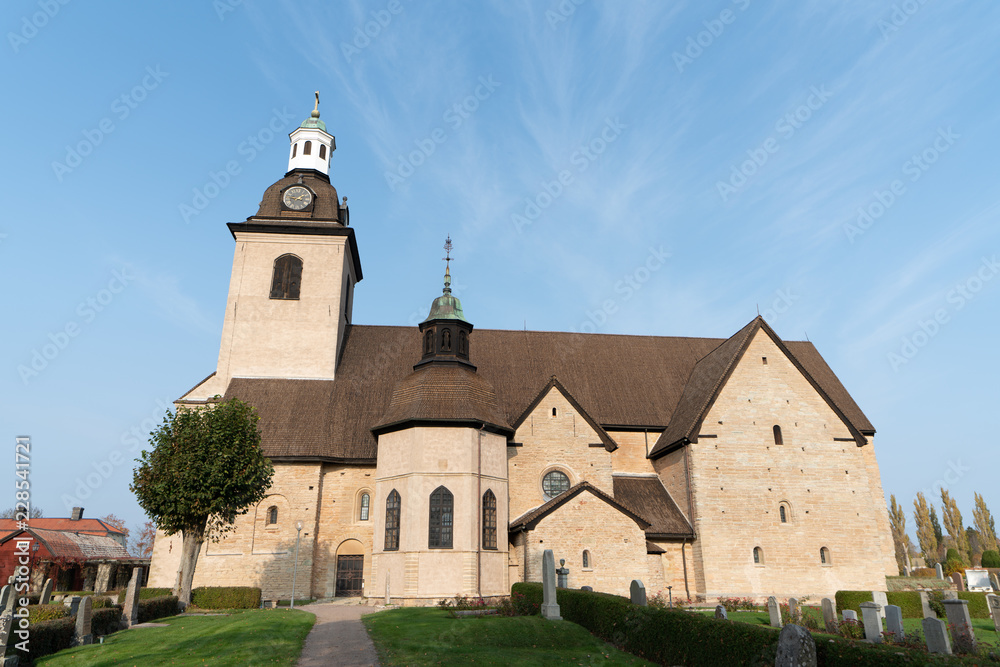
[612,475,694,538]
[216,319,873,463]
[508,481,651,532]
[646,540,666,554]
[373,363,513,435]
[253,171,342,220]
[1,528,131,560]
[0,518,124,537]
[648,317,873,458]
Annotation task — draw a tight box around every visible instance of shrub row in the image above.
[884,591,922,618]
[957,591,990,619]
[10,616,75,663]
[138,595,179,623]
[117,587,172,603]
[833,590,872,617]
[92,606,123,636]
[192,586,261,609]
[27,603,70,623]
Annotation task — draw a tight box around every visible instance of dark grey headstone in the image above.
[885,604,904,639]
[0,613,12,656]
[63,595,81,617]
[774,623,817,667]
[714,605,727,620]
[630,580,646,607]
[74,596,93,646]
[581,586,593,592]
[943,599,976,653]
[923,617,952,655]
[987,594,1000,634]
[39,578,53,605]
[0,587,9,612]
[121,567,143,628]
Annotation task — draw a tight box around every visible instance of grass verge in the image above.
[34,608,314,667]
[364,607,655,666]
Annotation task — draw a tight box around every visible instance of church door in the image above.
[335,555,364,596]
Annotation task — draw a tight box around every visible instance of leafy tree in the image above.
[972,492,998,554]
[888,495,911,574]
[131,398,273,605]
[0,506,43,518]
[130,520,156,557]
[967,527,982,566]
[913,492,939,566]
[940,489,970,563]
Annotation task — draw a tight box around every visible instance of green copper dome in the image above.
[424,266,468,322]
[300,112,327,132]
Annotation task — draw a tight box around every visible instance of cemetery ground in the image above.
[33,608,314,666]
[363,607,656,666]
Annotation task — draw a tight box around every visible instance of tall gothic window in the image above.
[384,490,400,551]
[482,490,497,550]
[270,254,303,300]
[429,486,453,549]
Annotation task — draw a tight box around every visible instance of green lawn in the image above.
[35,609,315,667]
[364,607,656,666]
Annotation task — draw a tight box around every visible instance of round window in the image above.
[542,470,570,499]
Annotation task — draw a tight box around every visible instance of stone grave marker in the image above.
[942,590,958,600]
[943,599,976,653]
[75,595,93,646]
[556,559,569,589]
[885,604,904,639]
[0,587,9,612]
[859,601,882,643]
[950,572,965,592]
[39,578,53,605]
[540,550,561,621]
[630,580,646,607]
[774,624,817,667]
[581,586,593,592]
[871,591,888,620]
[63,595,81,617]
[122,567,143,628]
[919,591,934,618]
[714,605,727,620]
[767,596,782,627]
[384,571,390,606]
[935,563,944,579]
[788,597,800,623]
[0,613,12,658]
[821,598,837,633]
[842,609,857,622]
[987,594,1000,634]
[922,617,952,655]
[991,573,1000,592]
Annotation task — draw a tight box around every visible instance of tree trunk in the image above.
[174,522,206,606]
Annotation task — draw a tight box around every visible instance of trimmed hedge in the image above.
[191,586,261,609]
[117,587,172,603]
[957,591,989,619]
[884,591,922,618]
[981,550,1000,568]
[92,606,123,636]
[14,616,75,663]
[833,590,872,617]
[27,603,70,623]
[138,595,179,623]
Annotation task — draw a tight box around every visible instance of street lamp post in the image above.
[291,521,303,609]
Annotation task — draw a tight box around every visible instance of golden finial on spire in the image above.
[311,91,320,118]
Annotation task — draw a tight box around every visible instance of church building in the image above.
[148,97,898,603]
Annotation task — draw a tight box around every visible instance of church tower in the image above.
[370,241,513,602]
[184,93,362,401]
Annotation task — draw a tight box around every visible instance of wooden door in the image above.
[335,555,364,597]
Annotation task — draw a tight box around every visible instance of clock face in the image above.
[283,186,312,211]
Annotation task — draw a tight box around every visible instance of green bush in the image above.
[885,591,922,618]
[834,590,873,617]
[92,605,123,636]
[138,596,179,623]
[946,548,961,563]
[981,550,1000,568]
[191,586,261,609]
[945,558,966,577]
[117,587,172,603]
[909,567,936,577]
[27,603,70,623]
[13,616,75,662]
[957,592,989,619]
[91,595,115,609]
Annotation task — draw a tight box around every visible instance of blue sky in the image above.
[3,1,999,547]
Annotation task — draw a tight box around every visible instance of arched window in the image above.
[359,493,370,521]
[779,505,787,523]
[319,144,327,160]
[482,490,497,550]
[266,506,278,525]
[292,143,297,158]
[429,486,453,549]
[753,547,764,564]
[582,550,592,569]
[384,490,400,551]
[304,140,312,155]
[773,425,783,445]
[542,470,570,500]
[270,254,303,300]
[779,501,791,524]
[820,547,831,564]
[551,408,557,417]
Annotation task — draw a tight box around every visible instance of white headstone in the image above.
[630,580,646,607]
[842,609,857,622]
[942,599,976,654]
[991,573,1000,592]
[923,617,952,655]
[821,598,837,633]
[788,597,800,623]
[39,578,53,605]
[885,604,904,639]
[715,605,727,620]
[965,569,991,592]
[859,602,882,643]
[540,550,561,621]
[63,595,81,617]
[919,591,934,618]
[774,624,817,667]
[871,591,888,620]
[767,596,782,627]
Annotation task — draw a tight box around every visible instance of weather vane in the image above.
[314,91,320,114]
[442,236,453,293]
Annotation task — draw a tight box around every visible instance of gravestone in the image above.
[94,564,112,594]
[821,598,837,633]
[63,595,81,617]
[922,617,952,655]
[859,601,882,643]
[842,609,857,622]
[39,578,53,605]
[943,590,958,600]
[935,563,944,579]
[872,591,888,620]
[581,586,593,592]
[919,591,934,618]
[885,604,904,639]
[384,571,390,606]
[0,613,12,657]
[0,587,9,612]
[991,573,1000,592]
[987,594,1000,634]
[767,596,783,627]
[540,550,561,621]
[774,623,817,667]
[966,569,991,592]
[74,596,93,646]
[121,567,143,628]
[630,580,646,607]
[556,559,569,589]
[714,605,727,620]
[788,597,800,623]
[943,599,976,653]
[950,572,965,592]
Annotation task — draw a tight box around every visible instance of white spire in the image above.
[287,91,335,176]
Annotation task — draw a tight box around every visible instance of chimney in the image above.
[71,507,84,521]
